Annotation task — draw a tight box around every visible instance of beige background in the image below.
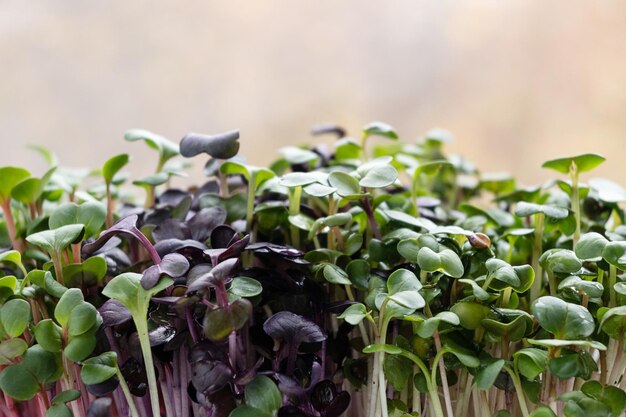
[1,1,625,188]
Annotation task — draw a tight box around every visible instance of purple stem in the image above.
[180,346,190,417]
[185,307,200,344]
[362,197,381,240]
[130,227,162,264]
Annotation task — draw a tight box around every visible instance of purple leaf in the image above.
[141,253,190,289]
[99,299,132,327]
[263,311,326,347]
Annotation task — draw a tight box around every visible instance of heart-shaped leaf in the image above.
[514,201,569,219]
[575,232,609,261]
[203,299,252,341]
[531,296,594,339]
[0,167,31,204]
[81,352,118,385]
[244,375,282,415]
[362,122,398,140]
[180,130,240,160]
[542,153,605,174]
[0,299,30,337]
[102,154,130,185]
[124,129,179,165]
[417,247,464,278]
[27,224,85,254]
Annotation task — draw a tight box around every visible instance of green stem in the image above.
[116,368,140,417]
[570,163,581,247]
[504,366,529,417]
[105,183,114,228]
[288,186,302,247]
[52,251,65,285]
[482,272,494,291]
[377,316,390,417]
[1,201,23,252]
[610,265,617,307]
[136,319,161,417]
[246,176,256,236]
[530,212,545,300]
[548,270,557,296]
[431,336,454,417]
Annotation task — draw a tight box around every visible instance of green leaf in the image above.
[539,249,582,274]
[63,332,97,362]
[229,277,263,298]
[475,359,505,390]
[384,354,412,391]
[34,319,63,352]
[102,272,173,319]
[575,232,609,261]
[0,250,25,272]
[124,129,179,165]
[328,171,362,197]
[480,172,515,195]
[0,364,39,400]
[580,381,626,417]
[486,258,520,288]
[559,276,603,300]
[599,306,626,339]
[363,122,398,140]
[515,201,569,219]
[229,405,272,417]
[67,303,98,336]
[514,348,548,380]
[458,279,490,301]
[602,241,626,269]
[279,146,320,165]
[0,299,31,337]
[387,269,421,294]
[26,224,86,253]
[21,345,62,386]
[359,164,398,188]
[338,303,368,325]
[0,166,31,204]
[450,302,490,330]
[384,291,425,318]
[55,288,84,327]
[542,153,605,174]
[81,352,118,385]
[51,389,81,405]
[482,313,532,342]
[442,341,480,368]
[28,145,58,167]
[529,406,557,417]
[0,338,28,365]
[363,343,402,355]
[45,404,72,417]
[11,167,56,205]
[323,264,352,285]
[346,259,370,290]
[203,299,251,341]
[102,154,130,184]
[417,247,464,278]
[244,375,281,415]
[133,172,170,188]
[28,269,67,298]
[415,312,459,338]
[63,256,108,287]
[531,296,594,339]
[527,339,606,350]
[388,211,435,231]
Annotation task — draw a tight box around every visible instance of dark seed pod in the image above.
[468,233,491,249]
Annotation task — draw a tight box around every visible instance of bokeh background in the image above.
[2,1,625,187]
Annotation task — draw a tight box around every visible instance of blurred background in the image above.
[1,1,625,187]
